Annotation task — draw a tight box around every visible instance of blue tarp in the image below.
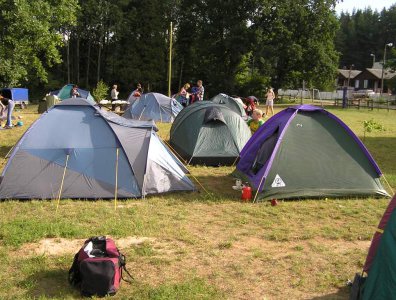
[1,88,29,103]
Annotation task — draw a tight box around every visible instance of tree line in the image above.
[0,0,395,100]
[336,5,396,70]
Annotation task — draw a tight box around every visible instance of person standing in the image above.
[111,84,119,111]
[111,84,119,101]
[265,87,275,117]
[70,85,80,98]
[0,95,15,129]
[196,80,204,101]
[132,83,143,97]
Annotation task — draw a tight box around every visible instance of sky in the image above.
[335,0,395,14]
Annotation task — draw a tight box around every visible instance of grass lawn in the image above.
[0,103,395,299]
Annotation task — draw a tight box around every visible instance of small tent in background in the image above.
[170,101,251,165]
[350,193,396,299]
[0,98,195,199]
[38,84,95,113]
[210,93,247,118]
[235,105,389,201]
[54,84,95,102]
[123,92,182,123]
[126,91,141,107]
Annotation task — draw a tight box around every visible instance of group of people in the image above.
[69,80,275,136]
[246,87,276,134]
[112,83,142,100]
[175,80,205,107]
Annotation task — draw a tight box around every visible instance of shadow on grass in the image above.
[189,173,240,200]
[20,268,80,299]
[310,285,350,299]
[0,145,13,158]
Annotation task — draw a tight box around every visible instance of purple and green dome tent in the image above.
[234,105,389,201]
[350,193,396,299]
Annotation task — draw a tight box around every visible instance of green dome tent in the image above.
[350,193,396,300]
[210,93,247,118]
[169,101,251,166]
[38,84,95,113]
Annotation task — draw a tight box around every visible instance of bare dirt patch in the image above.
[18,236,154,256]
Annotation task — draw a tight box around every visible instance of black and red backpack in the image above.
[68,236,132,297]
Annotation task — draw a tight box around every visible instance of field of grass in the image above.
[0,103,395,299]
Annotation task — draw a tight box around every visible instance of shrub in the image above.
[92,80,109,102]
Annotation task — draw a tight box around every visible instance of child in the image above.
[190,86,199,104]
[176,83,190,107]
[247,109,265,134]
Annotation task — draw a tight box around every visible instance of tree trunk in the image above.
[76,36,80,84]
[67,39,70,83]
[86,39,91,87]
[178,58,184,91]
[97,44,102,83]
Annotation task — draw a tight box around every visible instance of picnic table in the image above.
[99,100,129,115]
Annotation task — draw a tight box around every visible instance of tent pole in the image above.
[1,145,15,168]
[56,154,70,214]
[252,174,266,203]
[141,130,153,199]
[231,156,239,167]
[189,171,212,197]
[383,174,395,195]
[168,22,173,97]
[4,144,15,159]
[139,105,147,120]
[114,148,119,211]
[163,139,188,164]
[141,173,146,200]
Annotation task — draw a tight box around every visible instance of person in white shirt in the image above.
[197,80,204,101]
[265,87,275,116]
[111,85,119,100]
[111,84,119,111]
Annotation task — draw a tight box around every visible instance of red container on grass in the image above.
[241,185,252,201]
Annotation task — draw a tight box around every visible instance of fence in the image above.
[278,89,396,102]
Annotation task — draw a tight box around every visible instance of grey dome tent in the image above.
[235,105,389,201]
[0,98,195,199]
[170,101,251,165]
[123,92,183,123]
[210,93,247,118]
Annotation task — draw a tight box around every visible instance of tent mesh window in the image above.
[252,127,279,174]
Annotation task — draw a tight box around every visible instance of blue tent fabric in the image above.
[0,98,195,199]
[123,92,183,123]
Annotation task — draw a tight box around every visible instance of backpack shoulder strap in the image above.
[68,252,81,286]
[119,253,134,283]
